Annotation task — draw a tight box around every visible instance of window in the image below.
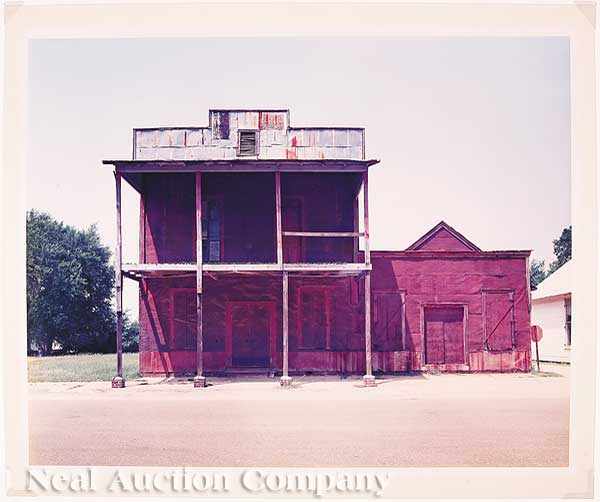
[565,297,571,346]
[201,199,222,262]
[238,130,258,156]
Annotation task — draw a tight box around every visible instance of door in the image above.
[424,306,465,364]
[484,291,514,351]
[229,303,271,367]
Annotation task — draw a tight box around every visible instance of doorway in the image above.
[423,305,466,365]
[226,302,275,368]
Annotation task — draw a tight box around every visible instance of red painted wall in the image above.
[139,274,365,375]
[138,251,531,375]
[370,251,531,372]
[137,173,531,376]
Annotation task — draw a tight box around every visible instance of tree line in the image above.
[529,226,572,289]
[27,210,138,355]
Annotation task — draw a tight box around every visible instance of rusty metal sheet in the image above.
[211,111,230,139]
[260,145,286,159]
[288,130,302,147]
[129,110,366,162]
[318,129,334,146]
[202,128,212,145]
[158,129,185,147]
[136,130,159,148]
[136,147,158,160]
[156,148,176,161]
[348,130,362,147]
[185,129,204,147]
[171,148,185,161]
[334,129,349,147]
[350,146,363,159]
[259,111,286,130]
[234,111,259,130]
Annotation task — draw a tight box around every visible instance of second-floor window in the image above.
[202,198,223,262]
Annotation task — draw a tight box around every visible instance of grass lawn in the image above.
[28,353,140,382]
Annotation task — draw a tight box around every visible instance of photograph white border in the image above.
[2,0,597,498]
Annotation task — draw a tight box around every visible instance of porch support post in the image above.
[362,171,376,387]
[194,172,207,388]
[276,172,291,386]
[280,271,292,386]
[112,171,125,388]
[275,171,283,266]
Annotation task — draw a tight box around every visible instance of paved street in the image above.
[29,365,569,467]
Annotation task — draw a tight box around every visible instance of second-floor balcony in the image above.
[116,169,374,278]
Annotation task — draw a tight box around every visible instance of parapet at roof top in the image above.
[133,109,366,162]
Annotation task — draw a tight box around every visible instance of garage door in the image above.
[424,306,465,364]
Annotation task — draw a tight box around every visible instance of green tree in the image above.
[27,210,115,354]
[548,225,572,273]
[123,316,139,353]
[529,258,547,289]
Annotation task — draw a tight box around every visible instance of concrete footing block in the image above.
[362,374,377,387]
[111,376,125,388]
[193,376,207,388]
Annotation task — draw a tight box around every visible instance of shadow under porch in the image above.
[137,273,370,377]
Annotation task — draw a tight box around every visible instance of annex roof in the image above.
[405,221,482,252]
[532,260,572,301]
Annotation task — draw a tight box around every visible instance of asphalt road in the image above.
[29,369,569,467]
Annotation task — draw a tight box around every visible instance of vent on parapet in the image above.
[238,130,258,156]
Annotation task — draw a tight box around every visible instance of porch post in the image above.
[281,271,292,386]
[112,171,125,388]
[276,172,291,386]
[194,171,207,388]
[362,171,376,386]
[275,171,283,266]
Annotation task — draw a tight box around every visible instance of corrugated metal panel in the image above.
[137,130,159,148]
[349,130,362,147]
[234,111,259,130]
[186,129,204,147]
[334,129,349,147]
[158,130,185,147]
[259,111,286,130]
[136,147,158,160]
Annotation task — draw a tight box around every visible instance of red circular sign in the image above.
[531,325,543,342]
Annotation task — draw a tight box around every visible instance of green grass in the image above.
[28,353,140,382]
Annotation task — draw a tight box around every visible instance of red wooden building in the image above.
[103,109,532,388]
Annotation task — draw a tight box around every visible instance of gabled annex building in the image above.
[103,109,532,388]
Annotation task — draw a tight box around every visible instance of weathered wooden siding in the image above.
[370,251,531,372]
[139,274,364,375]
[138,251,531,375]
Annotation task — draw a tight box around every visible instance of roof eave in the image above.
[102,158,380,172]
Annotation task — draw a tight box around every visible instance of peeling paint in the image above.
[133,109,365,162]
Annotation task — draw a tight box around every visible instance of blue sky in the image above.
[28,37,571,316]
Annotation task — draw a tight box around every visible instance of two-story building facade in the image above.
[103,109,532,388]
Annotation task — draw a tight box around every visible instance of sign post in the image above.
[531,325,543,372]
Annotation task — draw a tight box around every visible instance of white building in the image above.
[531,261,572,363]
